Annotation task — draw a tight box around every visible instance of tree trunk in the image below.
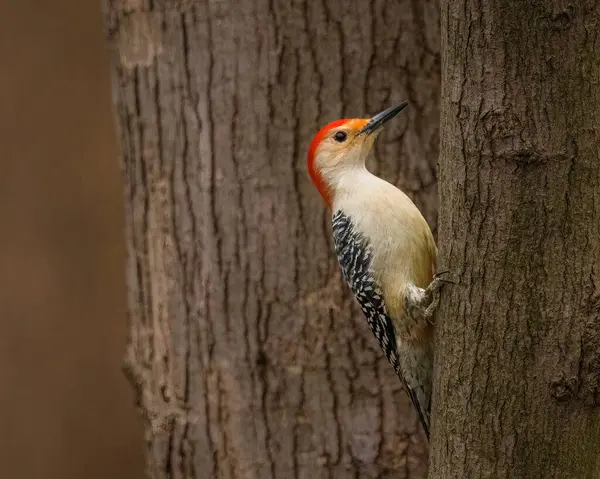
[103,1,439,477]
[431,1,600,477]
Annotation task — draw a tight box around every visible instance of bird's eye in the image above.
[334,131,348,142]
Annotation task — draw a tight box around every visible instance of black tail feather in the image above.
[398,374,430,441]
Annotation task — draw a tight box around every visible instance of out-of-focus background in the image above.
[0,1,145,478]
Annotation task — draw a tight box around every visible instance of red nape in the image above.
[307,119,349,207]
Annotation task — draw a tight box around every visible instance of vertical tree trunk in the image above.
[104,1,439,477]
[431,1,600,477]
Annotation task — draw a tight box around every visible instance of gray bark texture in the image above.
[103,0,440,477]
[430,1,600,477]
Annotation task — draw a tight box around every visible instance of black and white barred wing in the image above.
[331,210,431,440]
[331,211,400,370]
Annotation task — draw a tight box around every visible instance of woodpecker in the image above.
[307,103,446,440]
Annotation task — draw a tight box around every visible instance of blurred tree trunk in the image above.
[104,1,439,477]
[431,0,600,477]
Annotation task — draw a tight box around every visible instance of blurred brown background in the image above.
[0,1,145,478]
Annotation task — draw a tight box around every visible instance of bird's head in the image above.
[307,102,408,207]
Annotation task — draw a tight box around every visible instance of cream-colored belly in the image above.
[332,171,436,331]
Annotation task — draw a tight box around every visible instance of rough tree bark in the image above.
[103,1,439,477]
[431,1,600,477]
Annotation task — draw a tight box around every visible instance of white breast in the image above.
[331,168,436,320]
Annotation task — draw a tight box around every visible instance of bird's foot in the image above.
[421,271,454,324]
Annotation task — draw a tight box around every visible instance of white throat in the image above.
[330,166,384,212]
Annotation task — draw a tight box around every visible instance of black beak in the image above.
[359,102,408,135]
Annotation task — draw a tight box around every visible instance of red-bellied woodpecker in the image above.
[307,103,446,440]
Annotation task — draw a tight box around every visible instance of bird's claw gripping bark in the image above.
[421,271,454,324]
